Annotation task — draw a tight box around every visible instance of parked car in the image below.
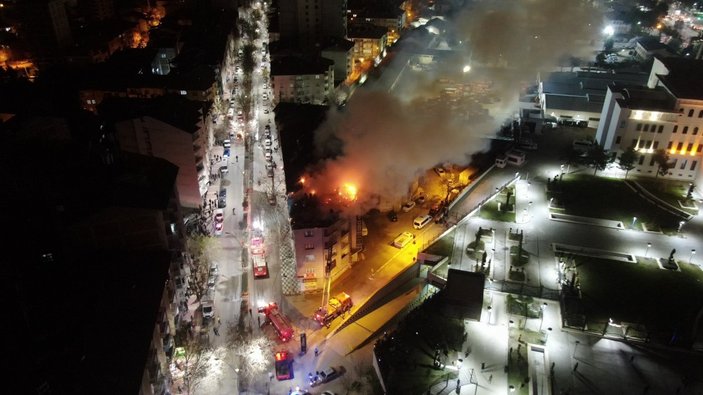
[415,194,426,204]
[223,148,231,158]
[223,139,231,148]
[219,166,229,175]
[401,201,416,212]
[202,299,215,320]
[214,208,224,223]
[387,210,398,222]
[207,274,217,289]
[209,264,219,277]
[214,221,223,235]
[434,167,446,177]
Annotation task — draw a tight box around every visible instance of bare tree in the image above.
[177,335,211,395]
[186,235,215,300]
[227,321,274,391]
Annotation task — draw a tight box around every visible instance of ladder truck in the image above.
[313,255,352,327]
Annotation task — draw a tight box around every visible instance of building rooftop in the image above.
[347,23,388,39]
[290,194,341,229]
[542,70,648,98]
[98,95,205,134]
[322,38,355,52]
[271,55,334,76]
[274,102,328,192]
[655,56,703,100]
[544,94,605,113]
[440,269,484,321]
[613,84,677,111]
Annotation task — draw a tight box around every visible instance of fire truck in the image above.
[314,292,353,327]
[274,351,293,380]
[258,302,293,342]
[252,254,268,278]
[250,236,269,278]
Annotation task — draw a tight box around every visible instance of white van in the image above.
[413,215,432,229]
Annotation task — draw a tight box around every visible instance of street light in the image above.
[631,216,637,228]
[678,220,685,233]
[645,242,651,258]
[690,249,696,264]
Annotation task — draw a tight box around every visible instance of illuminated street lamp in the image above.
[539,302,547,331]
[690,249,696,264]
[645,242,651,258]
[678,220,685,233]
[631,216,637,228]
[462,65,471,73]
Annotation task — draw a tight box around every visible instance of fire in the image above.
[340,183,358,201]
[299,177,306,185]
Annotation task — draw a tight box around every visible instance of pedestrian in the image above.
[233,208,236,215]
[249,308,252,316]
[257,316,261,326]
[236,155,239,162]
[489,374,493,383]
[213,326,219,336]
[314,347,319,357]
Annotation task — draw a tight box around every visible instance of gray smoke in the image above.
[308,0,601,205]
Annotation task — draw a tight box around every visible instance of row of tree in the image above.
[563,144,672,178]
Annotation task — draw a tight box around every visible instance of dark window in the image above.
[646,140,652,148]
[677,142,684,151]
[694,127,699,135]
[615,136,622,144]
[667,141,673,149]
[649,156,655,166]
[636,123,643,131]
[699,110,703,118]
[698,145,703,153]
[692,161,698,171]
[681,159,688,170]
[688,143,694,152]
[639,155,645,165]
[689,109,695,117]
[633,139,638,147]
[643,124,649,132]
[683,126,689,134]
[653,141,659,149]
[671,159,677,168]
[673,125,678,133]
[658,125,664,133]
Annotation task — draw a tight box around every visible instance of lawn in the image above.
[573,255,703,336]
[554,174,681,232]
[636,179,698,215]
[479,188,516,222]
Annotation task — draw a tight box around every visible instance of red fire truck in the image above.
[314,292,353,327]
[274,351,294,380]
[258,302,293,342]
[250,236,269,278]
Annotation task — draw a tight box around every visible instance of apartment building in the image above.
[278,0,347,49]
[99,95,212,208]
[290,196,363,292]
[2,123,188,394]
[596,56,703,183]
[321,38,355,85]
[346,23,388,64]
[271,56,334,105]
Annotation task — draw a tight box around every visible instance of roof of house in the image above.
[322,38,355,53]
[271,56,334,76]
[613,84,677,111]
[544,94,605,114]
[98,95,204,134]
[347,23,388,39]
[654,56,703,100]
[440,269,484,321]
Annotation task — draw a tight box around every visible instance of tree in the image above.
[618,147,638,178]
[561,146,585,174]
[652,149,672,178]
[186,235,215,300]
[586,144,611,175]
[174,333,211,395]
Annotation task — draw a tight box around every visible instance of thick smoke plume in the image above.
[307,0,601,207]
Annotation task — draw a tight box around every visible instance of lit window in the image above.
[180,90,187,95]
[304,243,314,250]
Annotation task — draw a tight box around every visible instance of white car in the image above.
[264,138,272,146]
[201,299,215,320]
[223,139,231,148]
[402,201,416,212]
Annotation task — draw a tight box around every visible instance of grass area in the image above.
[572,255,703,335]
[509,246,529,267]
[636,178,698,215]
[555,174,682,232]
[424,228,455,257]
[478,187,516,222]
